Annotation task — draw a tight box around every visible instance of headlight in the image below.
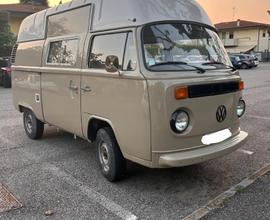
[237,99,246,117]
[170,110,189,133]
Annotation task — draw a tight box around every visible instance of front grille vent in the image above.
[188,81,240,98]
[10,44,18,64]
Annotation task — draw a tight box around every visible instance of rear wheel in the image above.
[96,127,126,182]
[23,109,44,140]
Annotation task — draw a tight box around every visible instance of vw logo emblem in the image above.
[216,105,227,123]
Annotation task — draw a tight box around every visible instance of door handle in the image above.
[81,85,92,92]
[69,80,78,92]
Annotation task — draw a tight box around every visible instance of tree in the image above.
[20,0,48,6]
[0,12,16,57]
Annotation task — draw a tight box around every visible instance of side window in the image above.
[123,33,137,71]
[89,33,127,69]
[47,39,78,65]
[47,6,91,37]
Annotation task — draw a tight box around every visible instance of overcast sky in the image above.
[1,0,270,24]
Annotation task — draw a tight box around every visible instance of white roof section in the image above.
[17,0,213,42]
[92,0,213,31]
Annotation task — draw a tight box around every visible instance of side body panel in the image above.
[41,35,86,137]
[40,5,91,137]
[81,73,151,161]
[12,40,44,121]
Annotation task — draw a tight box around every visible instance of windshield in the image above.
[142,23,231,72]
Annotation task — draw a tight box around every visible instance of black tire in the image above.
[96,127,126,182]
[241,63,248,69]
[23,109,44,140]
[3,73,11,88]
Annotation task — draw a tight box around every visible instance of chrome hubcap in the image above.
[25,113,33,134]
[98,142,110,172]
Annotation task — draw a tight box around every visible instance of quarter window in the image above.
[47,39,78,65]
[89,33,126,69]
[123,33,137,71]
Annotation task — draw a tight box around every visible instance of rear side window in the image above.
[47,39,78,65]
[47,6,91,37]
[89,32,137,71]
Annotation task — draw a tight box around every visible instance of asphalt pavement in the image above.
[203,172,270,220]
[0,63,270,220]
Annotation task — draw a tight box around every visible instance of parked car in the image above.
[0,57,12,88]
[12,0,248,182]
[230,55,243,69]
[249,54,259,67]
[230,54,253,69]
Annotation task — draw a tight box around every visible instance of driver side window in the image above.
[89,32,137,71]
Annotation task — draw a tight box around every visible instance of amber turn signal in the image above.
[175,87,188,100]
[239,81,244,90]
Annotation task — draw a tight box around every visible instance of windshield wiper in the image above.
[150,61,206,74]
[202,61,236,71]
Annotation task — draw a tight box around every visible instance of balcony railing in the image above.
[221,39,238,47]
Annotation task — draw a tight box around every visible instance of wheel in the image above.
[3,73,11,88]
[96,127,126,182]
[241,63,248,69]
[23,109,44,140]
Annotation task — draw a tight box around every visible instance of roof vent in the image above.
[237,19,241,27]
[10,44,18,64]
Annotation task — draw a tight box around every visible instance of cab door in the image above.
[41,36,84,136]
[80,31,151,161]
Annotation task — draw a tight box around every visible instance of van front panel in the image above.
[147,75,242,153]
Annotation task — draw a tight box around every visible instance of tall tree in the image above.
[0,12,16,57]
[20,0,48,6]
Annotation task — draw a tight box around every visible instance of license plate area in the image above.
[201,129,232,145]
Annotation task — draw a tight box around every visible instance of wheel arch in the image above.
[87,116,119,143]
[18,103,33,113]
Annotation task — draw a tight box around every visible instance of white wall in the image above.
[219,28,270,52]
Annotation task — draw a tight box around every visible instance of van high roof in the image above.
[17,0,213,42]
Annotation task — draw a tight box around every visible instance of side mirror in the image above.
[105,55,120,73]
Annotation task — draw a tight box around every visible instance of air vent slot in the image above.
[188,81,240,98]
[10,44,18,64]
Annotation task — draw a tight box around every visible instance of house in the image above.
[215,19,270,55]
[0,4,48,36]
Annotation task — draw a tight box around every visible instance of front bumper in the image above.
[157,131,248,168]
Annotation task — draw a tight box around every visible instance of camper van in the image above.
[12,0,248,181]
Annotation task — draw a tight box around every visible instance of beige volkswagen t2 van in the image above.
[12,0,248,181]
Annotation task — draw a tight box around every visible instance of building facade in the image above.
[215,19,270,56]
[0,4,48,36]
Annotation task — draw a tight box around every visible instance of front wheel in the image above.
[23,109,44,140]
[96,127,126,182]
